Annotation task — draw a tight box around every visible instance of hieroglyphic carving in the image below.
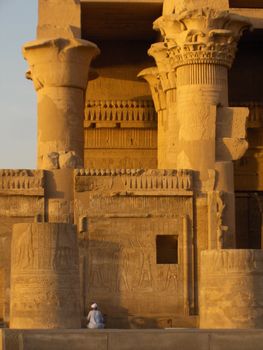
[0,169,44,196]
[200,249,263,328]
[0,197,44,218]
[87,218,183,297]
[85,128,157,149]
[10,223,81,329]
[85,216,195,323]
[203,249,261,274]
[85,99,157,128]
[76,196,193,220]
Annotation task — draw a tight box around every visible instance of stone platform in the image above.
[1,329,263,350]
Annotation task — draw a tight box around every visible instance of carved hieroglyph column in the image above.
[23,38,99,170]
[200,250,263,328]
[147,8,250,247]
[10,223,81,329]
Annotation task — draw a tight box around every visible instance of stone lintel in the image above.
[38,0,81,39]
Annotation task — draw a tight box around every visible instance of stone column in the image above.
[151,9,249,176]
[10,223,81,329]
[200,249,263,328]
[139,42,177,169]
[147,7,250,246]
[23,38,99,170]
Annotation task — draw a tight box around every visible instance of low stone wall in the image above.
[1,329,263,350]
[200,249,263,328]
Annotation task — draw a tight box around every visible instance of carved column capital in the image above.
[148,42,176,92]
[23,38,100,91]
[152,8,251,69]
[138,67,166,113]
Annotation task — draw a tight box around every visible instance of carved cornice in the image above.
[151,8,251,69]
[85,99,157,128]
[0,169,44,196]
[75,168,193,195]
[23,38,100,91]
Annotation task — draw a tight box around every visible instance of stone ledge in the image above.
[2,329,263,350]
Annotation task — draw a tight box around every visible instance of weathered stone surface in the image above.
[3,329,263,350]
[173,0,229,14]
[74,171,195,327]
[1,0,263,337]
[38,0,81,39]
[10,223,81,329]
[200,249,263,328]
[23,38,99,169]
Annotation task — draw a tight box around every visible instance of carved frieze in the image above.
[0,170,44,196]
[85,99,157,128]
[75,169,193,196]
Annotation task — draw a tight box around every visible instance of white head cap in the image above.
[91,303,97,309]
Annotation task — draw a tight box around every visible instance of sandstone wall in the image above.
[74,169,196,328]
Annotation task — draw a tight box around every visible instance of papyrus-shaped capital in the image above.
[23,38,100,91]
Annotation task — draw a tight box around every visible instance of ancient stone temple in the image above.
[2,0,263,349]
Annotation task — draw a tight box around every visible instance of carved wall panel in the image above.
[74,172,194,327]
[84,149,157,170]
[85,216,194,328]
[84,127,157,169]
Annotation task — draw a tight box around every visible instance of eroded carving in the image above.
[152,8,251,69]
[75,169,193,195]
[10,223,81,329]
[0,169,44,196]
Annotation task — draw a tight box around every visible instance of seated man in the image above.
[86,303,105,329]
